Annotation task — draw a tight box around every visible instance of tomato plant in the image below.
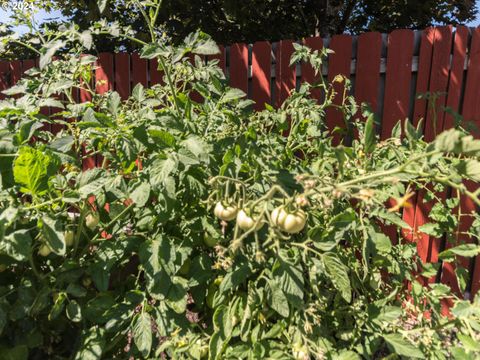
[0,1,480,359]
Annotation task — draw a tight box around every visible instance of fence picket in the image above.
[10,60,22,86]
[131,53,148,88]
[114,53,130,99]
[382,30,414,139]
[402,28,435,248]
[275,40,296,107]
[229,43,248,93]
[21,59,35,74]
[355,32,382,115]
[461,26,480,296]
[440,26,471,296]
[412,27,453,272]
[0,61,9,99]
[251,41,272,111]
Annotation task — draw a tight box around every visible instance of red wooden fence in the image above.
[1,26,480,299]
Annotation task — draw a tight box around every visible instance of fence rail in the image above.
[1,25,480,303]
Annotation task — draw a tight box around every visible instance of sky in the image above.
[1,1,480,33]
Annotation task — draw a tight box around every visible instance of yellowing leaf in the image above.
[13,147,60,196]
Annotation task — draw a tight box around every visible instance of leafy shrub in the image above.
[0,2,480,359]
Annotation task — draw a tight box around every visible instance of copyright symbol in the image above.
[0,2,8,11]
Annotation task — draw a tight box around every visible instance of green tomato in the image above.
[64,231,75,247]
[38,244,52,257]
[178,258,191,275]
[213,275,223,286]
[82,277,92,288]
[271,206,306,234]
[236,209,263,231]
[213,202,237,221]
[206,282,218,309]
[203,233,219,247]
[85,213,99,230]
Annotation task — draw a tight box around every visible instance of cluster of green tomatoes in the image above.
[37,212,100,257]
[213,201,307,234]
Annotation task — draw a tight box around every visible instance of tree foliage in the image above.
[0,0,477,59]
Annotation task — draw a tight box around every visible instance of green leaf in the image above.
[39,98,64,108]
[391,121,402,139]
[405,119,420,143]
[451,347,475,360]
[140,43,167,59]
[435,129,480,156]
[421,263,439,278]
[49,136,74,152]
[133,312,152,358]
[148,129,176,148]
[49,293,66,320]
[439,244,480,260]
[97,0,108,13]
[374,306,402,323]
[333,350,361,360]
[457,333,480,352]
[13,120,44,146]
[456,159,480,181]
[374,209,410,229]
[130,181,151,207]
[78,177,109,199]
[40,40,65,69]
[384,334,424,358]
[188,254,213,287]
[181,136,212,163]
[222,88,246,103]
[66,283,88,298]
[272,257,304,308]
[13,146,60,196]
[369,230,392,254]
[132,83,145,102]
[79,30,93,50]
[364,112,376,154]
[74,327,105,360]
[166,277,188,314]
[208,331,225,360]
[41,215,66,256]
[219,262,251,294]
[149,156,177,188]
[418,223,443,237]
[451,300,480,318]
[193,38,220,55]
[0,230,31,261]
[0,307,6,335]
[267,279,289,317]
[66,300,82,322]
[0,345,28,360]
[322,253,351,302]
[456,266,469,293]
